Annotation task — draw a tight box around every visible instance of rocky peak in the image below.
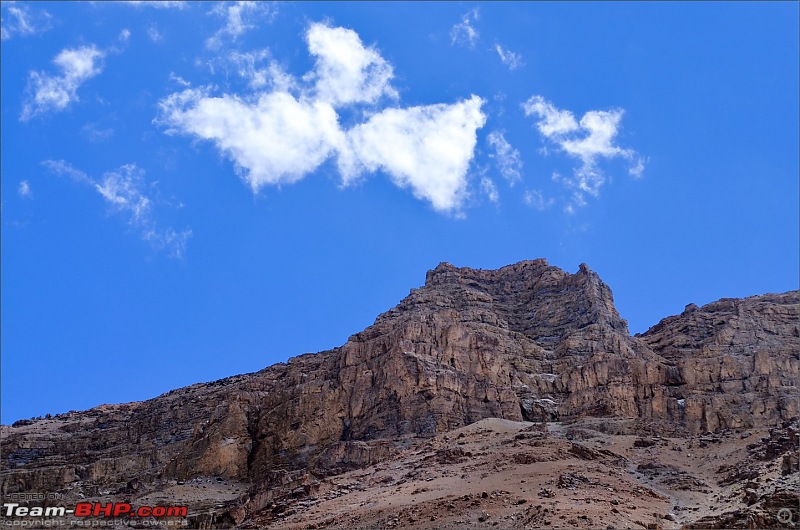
[384,259,628,343]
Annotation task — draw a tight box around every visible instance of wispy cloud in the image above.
[213,49,298,94]
[159,23,487,214]
[487,130,522,185]
[628,156,646,178]
[523,95,644,212]
[147,25,163,42]
[168,72,191,87]
[42,160,191,258]
[21,45,105,121]
[1,2,52,41]
[481,176,499,204]
[41,159,92,184]
[451,9,479,48]
[17,180,32,199]
[226,49,270,89]
[206,1,277,50]
[494,44,523,70]
[523,189,554,211]
[523,96,578,136]
[83,122,115,143]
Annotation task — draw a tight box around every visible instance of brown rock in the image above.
[640,292,799,433]
[1,260,797,527]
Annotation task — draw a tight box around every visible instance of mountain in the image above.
[2,260,797,529]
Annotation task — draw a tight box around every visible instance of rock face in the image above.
[1,259,797,526]
[640,291,799,433]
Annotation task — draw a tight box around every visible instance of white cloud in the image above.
[523,95,643,209]
[1,2,52,40]
[223,49,297,92]
[523,189,554,211]
[119,28,131,42]
[338,96,486,213]
[42,160,191,258]
[21,45,105,121]
[494,44,523,70]
[206,1,277,50]
[451,9,479,48]
[560,110,630,164]
[305,23,397,106]
[481,176,499,204]
[83,122,115,142]
[159,24,487,214]
[522,95,579,137]
[95,164,153,224]
[563,190,587,215]
[227,49,270,89]
[147,25,163,42]
[265,62,297,93]
[17,180,32,198]
[41,159,92,184]
[157,89,344,190]
[487,130,522,184]
[159,88,485,212]
[168,72,191,87]
[629,156,647,178]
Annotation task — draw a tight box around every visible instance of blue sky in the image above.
[2,2,798,423]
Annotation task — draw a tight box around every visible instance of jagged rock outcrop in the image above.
[2,259,797,524]
[640,291,799,433]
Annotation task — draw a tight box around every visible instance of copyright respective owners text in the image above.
[1,495,190,528]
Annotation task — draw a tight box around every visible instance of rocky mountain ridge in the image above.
[1,259,797,528]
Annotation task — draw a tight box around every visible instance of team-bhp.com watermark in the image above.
[2,496,188,528]
[3,495,795,528]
